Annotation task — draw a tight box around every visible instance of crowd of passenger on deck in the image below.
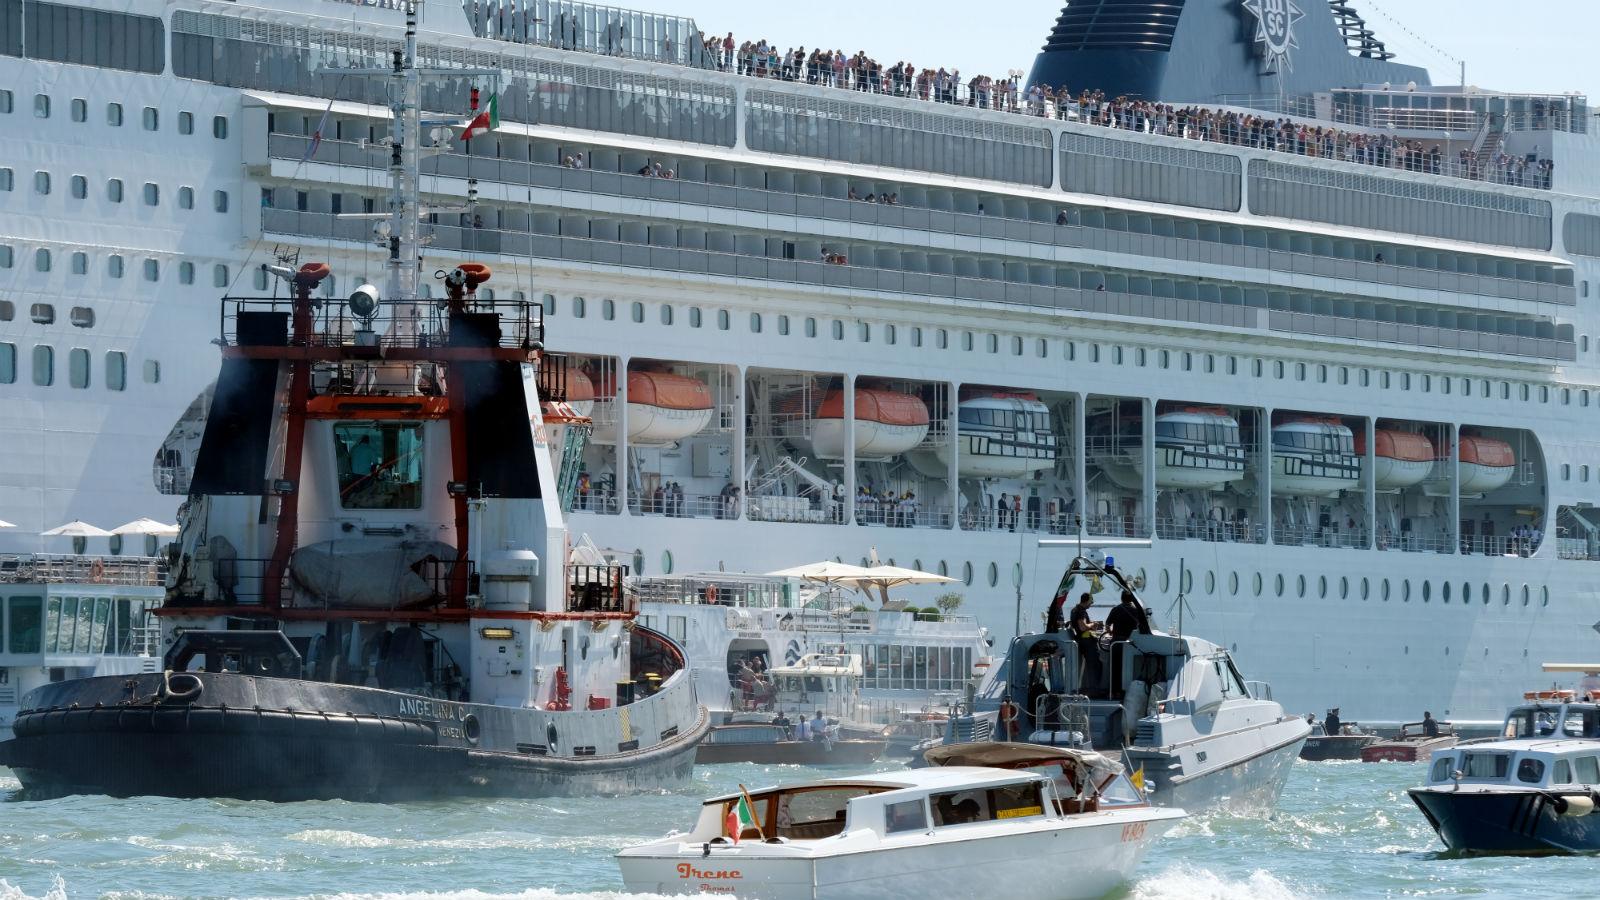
[676,35,1556,189]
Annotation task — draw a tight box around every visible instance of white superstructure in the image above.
[4,0,1600,726]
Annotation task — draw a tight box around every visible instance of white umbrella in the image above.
[110,517,180,536]
[40,520,113,537]
[0,519,15,528]
[764,560,874,586]
[846,565,957,604]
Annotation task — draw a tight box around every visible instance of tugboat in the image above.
[0,7,708,801]
[1409,676,1600,854]
[927,551,1308,812]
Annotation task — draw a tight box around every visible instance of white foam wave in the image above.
[261,892,716,900]
[1131,865,1306,900]
[284,829,629,853]
[0,876,69,900]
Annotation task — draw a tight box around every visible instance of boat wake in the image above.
[1129,865,1302,899]
[1,881,715,900]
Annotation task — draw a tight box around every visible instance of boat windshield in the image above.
[1461,752,1510,780]
[1503,705,1600,739]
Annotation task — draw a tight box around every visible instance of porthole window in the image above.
[143,360,160,383]
[1542,586,1550,607]
[1181,570,1193,593]
[962,332,974,352]
[1360,577,1369,600]
[831,319,844,340]
[70,252,86,275]
[33,248,50,272]
[213,190,229,213]
[1481,583,1489,605]
[717,309,730,330]
[601,298,615,320]
[912,327,923,347]
[108,254,124,278]
[630,301,643,323]
[70,174,86,199]
[178,186,193,209]
[659,304,672,325]
[68,347,89,389]
[1319,575,1327,599]
[33,93,48,118]
[659,550,673,574]
[804,317,815,337]
[32,344,53,386]
[572,296,586,317]
[983,333,995,353]
[1205,571,1215,595]
[689,306,701,327]
[1442,582,1450,603]
[1522,584,1530,606]
[987,562,998,587]
[1160,570,1170,592]
[1296,574,1306,598]
[106,102,122,126]
[213,265,229,288]
[937,561,948,577]
[142,258,159,282]
[178,111,193,134]
[1403,580,1412,602]
[1252,573,1263,596]
[179,261,195,284]
[778,314,790,335]
[143,183,159,206]
[937,329,948,349]
[107,178,123,202]
[212,115,228,139]
[1275,573,1285,597]
[1228,572,1239,594]
[141,106,158,131]
[962,562,973,586]
[1502,584,1510,605]
[70,98,85,122]
[1339,576,1348,599]
[1382,579,1391,602]
[885,324,896,345]
[858,322,870,342]
[34,171,50,195]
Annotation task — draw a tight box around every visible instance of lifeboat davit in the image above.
[807,389,930,460]
[1357,429,1434,491]
[1458,435,1515,494]
[910,392,1056,478]
[590,371,714,445]
[1271,416,1361,497]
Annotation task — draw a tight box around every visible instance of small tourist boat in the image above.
[1361,721,1458,762]
[1300,722,1379,761]
[1409,686,1600,854]
[618,748,1183,899]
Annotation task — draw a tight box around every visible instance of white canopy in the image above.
[847,565,956,590]
[110,517,180,536]
[765,560,874,585]
[0,519,15,529]
[40,520,113,537]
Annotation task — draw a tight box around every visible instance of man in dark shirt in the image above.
[1324,708,1342,735]
[1105,589,1152,642]
[1070,594,1101,692]
[1422,711,1440,738]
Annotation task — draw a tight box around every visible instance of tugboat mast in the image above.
[386,1,424,305]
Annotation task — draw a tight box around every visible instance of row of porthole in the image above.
[1152,567,1551,607]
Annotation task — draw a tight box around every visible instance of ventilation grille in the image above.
[1041,0,1187,53]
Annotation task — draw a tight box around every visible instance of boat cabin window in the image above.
[931,782,1044,827]
[1555,760,1572,784]
[7,596,43,654]
[1214,657,1250,699]
[1461,752,1509,780]
[335,422,424,510]
[1429,756,1453,783]
[883,799,928,834]
[1517,758,1546,784]
[1576,756,1600,783]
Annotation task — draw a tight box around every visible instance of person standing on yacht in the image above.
[1106,590,1152,642]
[1071,594,1102,690]
[1422,711,1440,738]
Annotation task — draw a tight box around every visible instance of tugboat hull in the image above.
[1410,788,1600,855]
[0,671,709,802]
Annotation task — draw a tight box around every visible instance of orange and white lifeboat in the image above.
[564,368,596,419]
[1357,429,1434,491]
[590,371,714,445]
[1459,435,1515,494]
[807,389,930,460]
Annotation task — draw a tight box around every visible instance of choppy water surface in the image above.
[0,760,1591,899]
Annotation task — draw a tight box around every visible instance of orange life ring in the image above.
[89,558,106,584]
[705,583,719,604]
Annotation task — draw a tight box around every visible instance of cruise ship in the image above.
[2,0,1598,727]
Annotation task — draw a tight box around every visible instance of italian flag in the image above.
[724,790,758,843]
[460,93,499,142]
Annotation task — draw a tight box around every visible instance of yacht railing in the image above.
[0,554,167,587]
[1157,516,1265,545]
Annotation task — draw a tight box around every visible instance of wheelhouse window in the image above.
[8,596,43,653]
[883,799,928,834]
[1517,758,1546,784]
[334,422,424,509]
[1461,752,1509,779]
[931,781,1044,826]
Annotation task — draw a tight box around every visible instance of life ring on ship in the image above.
[705,583,719,605]
[89,558,105,583]
[999,700,1021,738]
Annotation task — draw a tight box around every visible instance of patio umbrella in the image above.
[110,517,180,536]
[40,520,113,537]
[764,560,874,587]
[0,519,14,528]
[847,565,957,605]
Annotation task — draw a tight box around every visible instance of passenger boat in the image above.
[1409,684,1600,854]
[0,26,710,801]
[1361,721,1459,762]
[617,749,1183,899]
[696,722,889,766]
[697,649,891,764]
[932,552,1309,812]
[1270,416,1362,497]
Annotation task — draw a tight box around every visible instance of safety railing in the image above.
[1156,516,1264,545]
[1270,525,1370,550]
[853,501,951,529]
[221,294,544,352]
[568,563,632,613]
[0,554,167,587]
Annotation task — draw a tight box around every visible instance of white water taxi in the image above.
[617,747,1183,899]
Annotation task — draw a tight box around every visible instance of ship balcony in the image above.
[261,208,1575,363]
[0,553,168,587]
[261,133,1575,309]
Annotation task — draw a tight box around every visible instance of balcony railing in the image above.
[0,554,167,587]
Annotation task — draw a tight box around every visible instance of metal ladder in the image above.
[556,425,591,513]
